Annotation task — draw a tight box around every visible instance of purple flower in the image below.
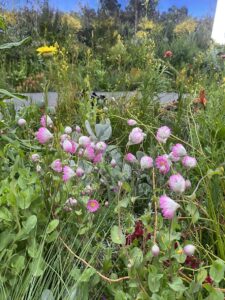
[155,155,171,174]
[169,173,186,193]
[128,127,146,145]
[156,126,171,143]
[172,144,187,158]
[159,195,180,219]
[51,159,63,173]
[36,127,53,144]
[184,244,196,256]
[125,153,137,163]
[87,199,100,212]
[18,118,26,127]
[62,166,75,182]
[40,115,53,128]
[140,156,153,170]
[182,156,197,169]
[127,119,137,126]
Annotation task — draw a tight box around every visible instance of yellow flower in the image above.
[176,249,183,255]
[36,45,58,57]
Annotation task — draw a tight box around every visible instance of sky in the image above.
[4,0,217,17]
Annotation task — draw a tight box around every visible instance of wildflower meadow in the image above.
[0,1,225,299]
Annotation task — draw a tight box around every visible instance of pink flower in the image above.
[36,127,53,144]
[62,140,78,154]
[51,159,63,173]
[78,148,84,157]
[159,195,180,219]
[185,179,191,189]
[76,167,84,177]
[95,141,107,153]
[164,50,173,58]
[31,153,40,162]
[60,134,70,143]
[65,197,77,207]
[40,115,53,127]
[151,244,160,257]
[169,173,186,193]
[76,125,81,133]
[84,146,95,161]
[62,166,75,182]
[110,159,117,168]
[18,118,26,126]
[64,126,72,134]
[140,156,153,170]
[93,153,103,164]
[127,119,137,126]
[156,126,171,143]
[184,245,195,256]
[172,144,187,158]
[128,127,146,145]
[182,156,197,169]
[125,153,137,163]
[87,199,100,212]
[168,152,180,162]
[79,136,91,147]
[155,155,171,174]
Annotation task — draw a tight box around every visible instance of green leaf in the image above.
[10,255,25,274]
[168,277,187,292]
[209,259,225,283]
[111,225,126,245]
[130,247,143,267]
[79,268,96,282]
[197,268,207,284]
[115,290,128,300]
[206,289,224,300]
[0,37,31,50]
[0,207,12,222]
[0,89,28,101]
[0,231,15,251]
[41,289,54,300]
[30,256,45,277]
[186,202,199,223]
[28,238,38,258]
[46,219,59,234]
[148,266,163,293]
[22,215,37,234]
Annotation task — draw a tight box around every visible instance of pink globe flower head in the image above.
[164,50,173,58]
[84,145,95,161]
[76,167,84,177]
[168,152,180,162]
[62,139,78,154]
[93,153,103,164]
[182,156,197,169]
[65,197,77,207]
[18,118,26,127]
[125,153,137,163]
[79,136,91,148]
[62,166,75,182]
[128,127,146,145]
[110,159,117,168]
[140,156,153,170]
[156,126,171,143]
[75,125,81,133]
[169,173,186,193]
[31,153,40,162]
[184,244,196,256]
[151,244,160,257]
[36,127,53,144]
[159,195,180,219]
[172,143,187,158]
[60,134,70,143]
[185,179,192,189]
[127,119,137,126]
[64,126,72,134]
[78,148,84,157]
[51,159,63,173]
[155,155,171,174]
[40,115,53,128]
[87,199,100,213]
[95,141,107,153]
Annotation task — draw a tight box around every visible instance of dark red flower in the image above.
[125,220,151,245]
[185,256,200,269]
[204,275,213,285]
[164,50,173,58]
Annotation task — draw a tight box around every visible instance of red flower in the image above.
[185,256,200,269]
[125,220,151,245]
[164,50,173,58]
[204,275,213,285]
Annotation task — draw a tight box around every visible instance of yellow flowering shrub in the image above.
[174,18,197,35]
[36,45,58,56]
